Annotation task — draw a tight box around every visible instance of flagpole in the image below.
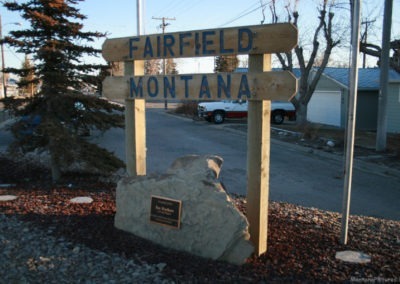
[341,0,361,245]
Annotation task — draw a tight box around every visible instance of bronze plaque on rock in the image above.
[150,196,182,229]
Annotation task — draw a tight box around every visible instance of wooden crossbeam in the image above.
[102,72,297,102]
[102,23,297,61]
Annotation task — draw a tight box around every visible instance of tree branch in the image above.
[269,0,278,23]
[292,11,306,72]
[305,5,326,72]
[360,42,381,58]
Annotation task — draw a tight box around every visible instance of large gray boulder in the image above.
[114,155,254,264]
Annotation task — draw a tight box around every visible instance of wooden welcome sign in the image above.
[103,72,296,101]
[102,23,298,256]
[102,23,297,61]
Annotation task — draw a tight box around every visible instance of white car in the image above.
[197,100,296,124]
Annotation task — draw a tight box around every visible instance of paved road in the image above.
[96,107,400,221]
[1,108,399,220]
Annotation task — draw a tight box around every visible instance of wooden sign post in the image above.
[125,60,146,176]
[102,23,297,256]
[247,54,271,254]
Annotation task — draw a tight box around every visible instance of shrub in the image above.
[174,101,198,117]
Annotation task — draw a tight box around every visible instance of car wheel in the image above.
[272,110,285,124]
[213,111,225,124]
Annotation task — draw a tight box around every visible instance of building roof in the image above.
[235,67,248,73]
[322,67,400,90]
[236,67,400,91]
[235,67,302,77]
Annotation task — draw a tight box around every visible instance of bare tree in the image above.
[360,39,400,73]
[271,1,341,125]
[260,0,267,24]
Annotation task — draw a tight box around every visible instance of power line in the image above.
[219,0,260,27]
[219,0,272,27]
[152,16,176,34]
[152,16,175,110]
[173,0,202,20]
[153,0,180,19]
[6,47,24,64]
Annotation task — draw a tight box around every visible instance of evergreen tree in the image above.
[144,59,161,75]
[214,55,239,73]
[156,58,178,75]
[165,58,178,75]
[1,0,124,182]
[18,55,37,97]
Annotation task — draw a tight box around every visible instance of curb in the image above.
[221,124,400,180]
[162,111,400,180]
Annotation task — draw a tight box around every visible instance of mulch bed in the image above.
[1,156,399,282]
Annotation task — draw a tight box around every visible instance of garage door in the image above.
[307,91,341,127]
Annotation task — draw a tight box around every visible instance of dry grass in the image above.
[278,122,399,155]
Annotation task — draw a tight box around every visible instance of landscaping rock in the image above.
[70,197,94,204]
[114,155,254,265]
[335,250,371,264]
[0,195,18,201]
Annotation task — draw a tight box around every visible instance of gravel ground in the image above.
[0,214,171,283]
[0,171,399,282]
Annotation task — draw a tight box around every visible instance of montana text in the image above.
[129,74,252,100]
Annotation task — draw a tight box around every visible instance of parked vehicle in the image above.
[197,100,296,124]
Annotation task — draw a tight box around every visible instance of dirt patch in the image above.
[223,121,400,171]
[274,122,400,170]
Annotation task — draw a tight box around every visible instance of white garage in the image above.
[307,91,342,127]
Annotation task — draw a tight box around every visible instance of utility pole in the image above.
[137,0,143,35]
[0,15,7,98]
[0,15,21,98]
[376,0,393,152]
[361,19,376,68]
[152,16,175,110]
